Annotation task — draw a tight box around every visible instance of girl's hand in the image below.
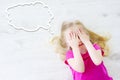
[67,31,80,49]
[77,28,90,43]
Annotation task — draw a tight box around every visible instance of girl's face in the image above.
[64,25,84,48]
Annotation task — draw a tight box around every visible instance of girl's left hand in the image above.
[76,28,90,43]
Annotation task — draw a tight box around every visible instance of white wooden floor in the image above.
[0,0,120,80]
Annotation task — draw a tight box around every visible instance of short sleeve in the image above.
[93,43,104,56]
[64,50,74,65]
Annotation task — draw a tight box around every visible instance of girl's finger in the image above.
[80,28,86,34]
[69,32,72,39]
[73,32,76,39]
[66,32,71,41]
[68,33,72,40]
[67,33,71,40]
[77,29,82,36]
[79,28,82,33]
[75,32,78,38]
[71,31,75,39]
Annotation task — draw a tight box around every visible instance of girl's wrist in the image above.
[83,40,91,47]
[83,40,90,44]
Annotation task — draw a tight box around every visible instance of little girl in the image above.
[51,20,113,80]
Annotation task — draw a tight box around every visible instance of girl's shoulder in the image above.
[66,49,73,56]
[93,43,102,50]
[93,43,104,56]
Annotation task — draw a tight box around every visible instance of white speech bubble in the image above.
[6,1,54,34]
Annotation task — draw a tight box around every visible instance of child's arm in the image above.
[77,29,103,66]
[67,46,85,73]
[84,41,103,65]
[67,31,85,73]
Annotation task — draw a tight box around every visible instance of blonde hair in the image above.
[50,20,110,61]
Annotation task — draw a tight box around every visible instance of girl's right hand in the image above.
[67,31,80,49]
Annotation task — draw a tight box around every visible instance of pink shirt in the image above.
[64,43,113,80]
